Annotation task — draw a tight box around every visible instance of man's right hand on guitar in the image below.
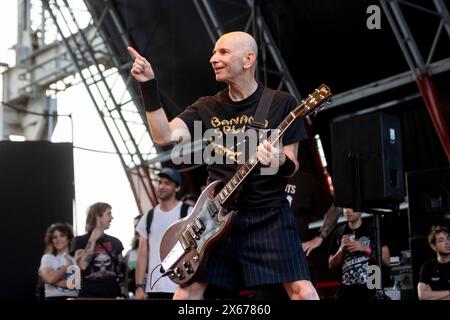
[128,46,155,82]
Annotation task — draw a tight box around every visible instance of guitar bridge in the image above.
[180,229,197,249]
[187,225,200,240]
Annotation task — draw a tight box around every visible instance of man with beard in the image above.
[134,168,192,299]
[418,225,450,300]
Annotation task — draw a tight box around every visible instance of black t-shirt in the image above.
[178,82,307,209]
[70,233,124,298]
[419,258,450,291]
[329,222,377,286]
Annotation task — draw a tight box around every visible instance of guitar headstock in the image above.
[293,84,332,118]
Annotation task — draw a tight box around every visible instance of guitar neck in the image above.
[213,84,331,206]
[214,112,297,205]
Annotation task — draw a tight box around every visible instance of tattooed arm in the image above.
[302,204,341,256]
[319,204,341,239]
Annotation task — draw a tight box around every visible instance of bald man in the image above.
[128,31,318,300]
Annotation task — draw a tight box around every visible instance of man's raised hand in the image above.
[128,46,155,82]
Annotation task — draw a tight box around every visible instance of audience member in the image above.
[417,225,450,300]
[39,223,78,300]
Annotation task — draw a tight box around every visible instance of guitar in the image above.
[159,84,332,286]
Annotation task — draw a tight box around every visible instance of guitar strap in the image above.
[249,87,275,131]
[226,87,275,208]
[247,87,275,159]
[243,87,275,162]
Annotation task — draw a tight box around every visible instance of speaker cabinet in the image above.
[406,167,450,299]
[0,142,74,299]
[406,167,450,238]
[331,113,405,208]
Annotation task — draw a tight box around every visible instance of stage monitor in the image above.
[331,112,404,208]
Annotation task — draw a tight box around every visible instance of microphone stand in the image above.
[349,152,389,300]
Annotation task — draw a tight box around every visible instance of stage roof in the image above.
[102,0,449,173]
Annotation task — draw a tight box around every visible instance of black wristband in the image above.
[278,156,296,176]
[139,79,162,112]
[136,283,145,290]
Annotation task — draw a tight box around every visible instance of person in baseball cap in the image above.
[134,166,186,299]
[157,167,182,186]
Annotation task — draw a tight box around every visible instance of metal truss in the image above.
[380,0,450,162]
[329,0,450,108]
[380,0,450,76]
[42,0,158,211]
[191,0,337,193]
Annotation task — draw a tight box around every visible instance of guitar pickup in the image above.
[207,205,216,217]
[187,225,200,240]
[180,231,196,249]
[195,219,205,233]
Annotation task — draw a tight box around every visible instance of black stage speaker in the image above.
[331,113,404,208]
[406,167,450,238]
[0,142,74,300]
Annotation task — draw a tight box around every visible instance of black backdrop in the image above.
[0,142,74,300]
[406,167,450,297]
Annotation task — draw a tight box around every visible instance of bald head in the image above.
[218,31,258,58]
[210,31,259,82]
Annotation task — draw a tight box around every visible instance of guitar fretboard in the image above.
[215,112,297,205]
[212,83,331,206]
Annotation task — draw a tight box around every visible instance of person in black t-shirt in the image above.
[71,202,125,298]
[328,208,390,300]
[128,31,318,300]
[418,225,450,300]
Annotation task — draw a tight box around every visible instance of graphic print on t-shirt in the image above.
[341,236,371,285]
[208,115,269,164]
[85,241,116,280]
[177,82,307,209]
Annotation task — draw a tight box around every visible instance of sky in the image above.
[0,1,139,252]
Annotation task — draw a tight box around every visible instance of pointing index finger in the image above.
[127,46,143,59]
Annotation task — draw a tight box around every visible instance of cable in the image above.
[2,100,75,143]
[73,145,153,156]
[1,101,72,118]
[149,263,171,290]
[0,101,183,162]
[73,145,124,155]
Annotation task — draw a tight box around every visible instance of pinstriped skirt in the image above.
[197,207,310,290]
